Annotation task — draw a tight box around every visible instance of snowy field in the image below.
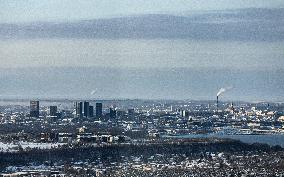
[0,142,66,152]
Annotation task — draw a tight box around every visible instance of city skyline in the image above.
[0,2,284,176]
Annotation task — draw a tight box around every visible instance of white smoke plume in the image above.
[90,89,98,95]
[217,86,233,97]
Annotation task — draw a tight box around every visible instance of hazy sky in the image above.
[0,1,283,100]
[1,0,284,23]
[0,39,283,69]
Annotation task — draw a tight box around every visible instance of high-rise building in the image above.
[96,103,102,118]
[89,106,94,117]
[30,101,39,118]
[84,101,89,117]
[181,110,189,117]
[110,107,116,119]
[76,102,83,117]
[49,106,57,117]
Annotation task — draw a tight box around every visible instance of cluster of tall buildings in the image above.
[75,101,92,118]
[29,100,113,120]
[30,101,58,118]
[75,101,103,119]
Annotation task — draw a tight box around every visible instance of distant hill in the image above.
[1,8,283,41]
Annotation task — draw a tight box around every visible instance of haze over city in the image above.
[1,1,284,176]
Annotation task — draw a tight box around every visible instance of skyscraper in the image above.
[110,107,116,119]
[96,103,102,118]
[76,102,83,117]
[49,106,57,117]
[84,101,89,117]
[89,106,94,117]
[30,101,39,118]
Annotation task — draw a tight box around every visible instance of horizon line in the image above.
[0,97,282,104]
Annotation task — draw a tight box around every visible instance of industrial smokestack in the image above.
[216,96,219,110]
[216,86,233,111]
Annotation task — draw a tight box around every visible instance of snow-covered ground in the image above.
[0,142,66,152]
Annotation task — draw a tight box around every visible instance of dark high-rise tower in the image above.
[110,107,116,119]
[30,101,39,118]
[89,106,94,117]
[216,96,219,111]
[96,103,102,118]
[49,106,57,117]
[76,102,83,117]
[84,101,89,117]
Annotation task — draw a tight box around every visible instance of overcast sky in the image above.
[0,1,283,70]
[0,1,283,100]
[1,0,284,23]
[0,39,283,69]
